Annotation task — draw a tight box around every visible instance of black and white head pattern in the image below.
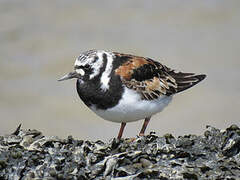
[74,50,115,90]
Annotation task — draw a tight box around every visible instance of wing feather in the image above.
[114,54,206,100]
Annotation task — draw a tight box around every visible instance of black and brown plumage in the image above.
[115,53,205,100]
[59,50,206,139]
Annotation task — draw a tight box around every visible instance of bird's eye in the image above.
[85,64,90,69]
[94,56,98,61]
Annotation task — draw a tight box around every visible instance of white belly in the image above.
[90,87,173,123]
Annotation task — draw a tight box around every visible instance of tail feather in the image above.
[169,71,206,93]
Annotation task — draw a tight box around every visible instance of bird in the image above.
[58,50,206,139]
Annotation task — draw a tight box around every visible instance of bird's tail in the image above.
[168,71,206,93]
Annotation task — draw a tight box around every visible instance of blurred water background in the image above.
[1,0,239,140]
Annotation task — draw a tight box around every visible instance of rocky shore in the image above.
[0,124,240,179]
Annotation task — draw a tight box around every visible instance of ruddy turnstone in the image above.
[59,50,206,139]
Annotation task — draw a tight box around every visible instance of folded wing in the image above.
[115,54,206,100]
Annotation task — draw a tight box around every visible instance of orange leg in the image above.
[117,122,126,139]
[139,116,151,136]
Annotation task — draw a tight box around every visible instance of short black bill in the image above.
[58,71,78,81]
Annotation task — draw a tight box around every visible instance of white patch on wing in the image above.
[90,87,173,123]
[100,52,114,90]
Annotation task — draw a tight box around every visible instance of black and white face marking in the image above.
[74,50,115,90]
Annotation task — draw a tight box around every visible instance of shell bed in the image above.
[0,125,240,179]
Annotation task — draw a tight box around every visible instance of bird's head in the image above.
[58,50,108,82]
